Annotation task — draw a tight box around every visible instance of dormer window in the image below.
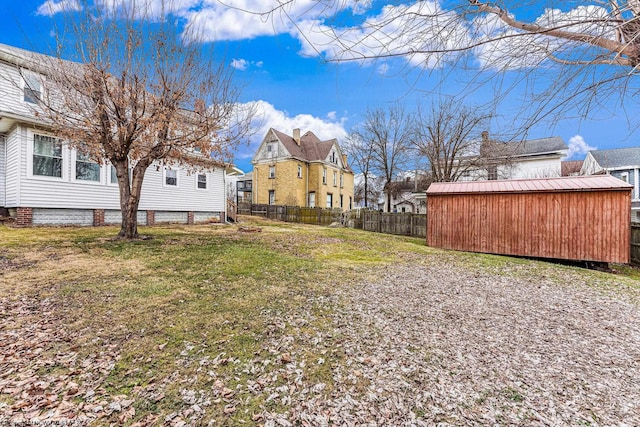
[23,73,42,104]
[329,151,337,164]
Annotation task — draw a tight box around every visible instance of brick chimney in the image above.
[342,154,348,166]
[293,128,301,146]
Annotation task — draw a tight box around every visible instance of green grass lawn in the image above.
[1,217,638,425]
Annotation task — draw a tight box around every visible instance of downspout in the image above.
[306,163,309,207]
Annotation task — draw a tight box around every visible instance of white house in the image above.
[581,147,640,220]
[459,133,569,181]
[0,43,233,227]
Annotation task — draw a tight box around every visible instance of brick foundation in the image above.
[187,211,194,225]
[93,209,105,226]
[16,207,32,227]
[146,210,155,226]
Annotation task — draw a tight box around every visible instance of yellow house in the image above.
[252,128,355,211]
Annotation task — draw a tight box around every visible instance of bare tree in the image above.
[342,132,377,208]
[266,1,640,128]
[31,0,251,238]
[412,99,494,182]
[352,105,413,212]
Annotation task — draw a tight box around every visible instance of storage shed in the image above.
[426,175,632,263]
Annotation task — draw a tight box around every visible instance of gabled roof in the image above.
[513,136,567,156]
[270,128,352,172]
[588,147,640,168]
[426,175,632,195]
[561,160,583,176]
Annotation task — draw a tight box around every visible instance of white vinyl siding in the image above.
[4,126,227,213]
[0,135,5,206]
[4,127,21,206]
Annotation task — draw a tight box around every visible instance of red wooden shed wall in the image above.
[427,187,631,263]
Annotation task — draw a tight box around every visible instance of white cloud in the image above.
[566,135,596,159]
[231,58,248,71]
[36,0,81,16]
[183,0,359,42]
[294,2,469,68]
[377,63,390,75]
[233,100,348,161]
[473,5,615,70]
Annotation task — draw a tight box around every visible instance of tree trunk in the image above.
[364,177,369,208]
[114,159,145,239]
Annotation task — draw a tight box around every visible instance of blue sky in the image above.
[2,0,639,173]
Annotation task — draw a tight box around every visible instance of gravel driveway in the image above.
[277,260,640,426]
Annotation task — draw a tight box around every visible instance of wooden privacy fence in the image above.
[360,210,427,238]
[236,203,427,238]
[237,203,342,225]
[631,223,640,265]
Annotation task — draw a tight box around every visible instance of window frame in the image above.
[163,167,179,188]
[23,72,42,104]
[322,168,327,185]
[308,191,316,208]
[297,165,302,179]
[268,190,276,205]
[72,148,103,184]
[333,171,337,186]
[621,172,629,183]
[326,193,333,208]
[28,131,66,181]
[269,165,276,179]
[196,173,208,190]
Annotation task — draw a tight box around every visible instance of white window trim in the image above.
[620,172,629,183]
[27,129,68,182]
[196,172,208,190]
[108,163,134,186]
[163,167,179,188]
[269,166,276,179]
[71,148,104,185]
[297,165,302,179]
[22,72,43,105]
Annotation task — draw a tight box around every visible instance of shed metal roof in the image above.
[426,175,632,195]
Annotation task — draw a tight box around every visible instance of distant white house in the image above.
[459,133,569,181]
[0,43,234,226]
[581,147,640,220]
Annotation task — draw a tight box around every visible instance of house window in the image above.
[269,166,275,178]
[75,150,100,182]
[33,134,62,178]
[621,172,629,183]
[326,193,333,208]
[349,196,352,210]
[24,73,41,104]
[340,194,343,208]
[110,165,118,184]
[297,165,302,178]
[269,190,275,205]
[322,169,327,184]
[329,150,337,164]
[487,165,498,181]
[340,173,344,188]
[333,171,337,186]
[165,168,178,187]
[308,191,316,208]
[197,173,207,189]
